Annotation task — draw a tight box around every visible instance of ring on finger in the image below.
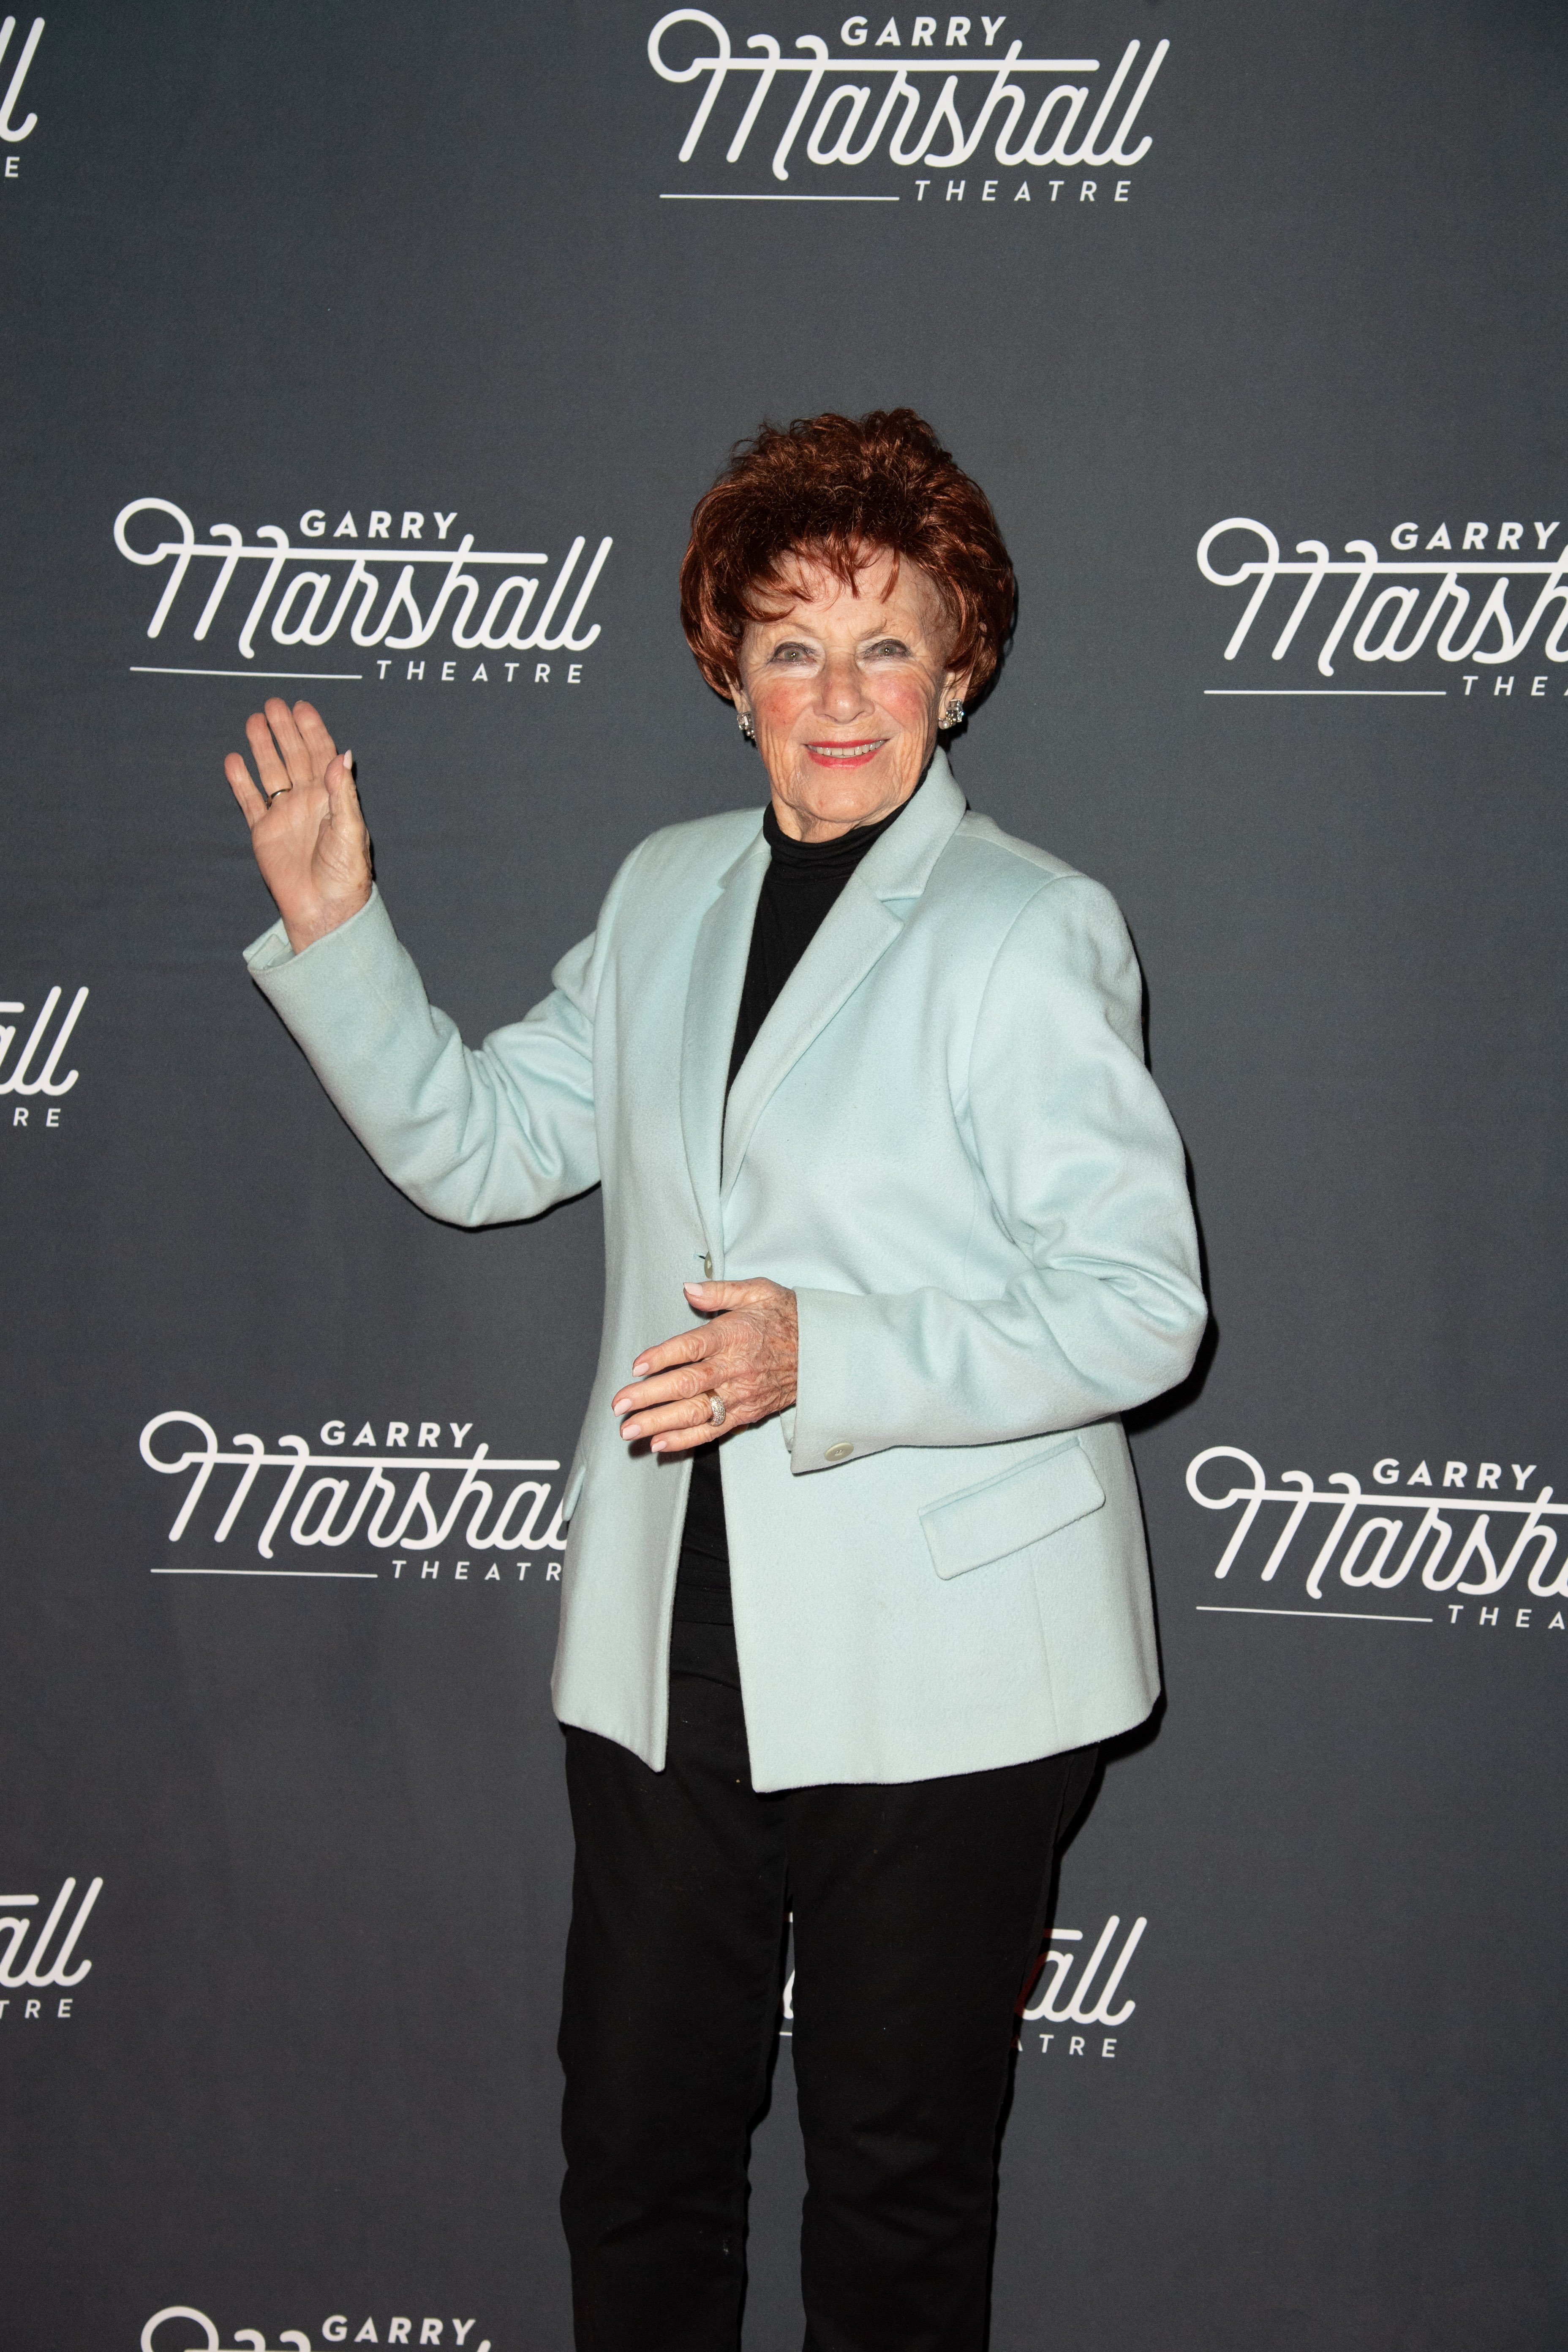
[267,784,294,802]
[705,1392,727,1428]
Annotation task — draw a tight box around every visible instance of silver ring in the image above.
[267,784,294,802]
[706,1392,727,1428]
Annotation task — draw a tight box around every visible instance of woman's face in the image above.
[732,551,968,842]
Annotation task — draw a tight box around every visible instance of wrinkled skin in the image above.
[224,697,370,954]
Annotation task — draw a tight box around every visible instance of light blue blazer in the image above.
[245,752,1206,1790]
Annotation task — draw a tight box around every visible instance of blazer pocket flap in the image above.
[921,1443,1106,1581]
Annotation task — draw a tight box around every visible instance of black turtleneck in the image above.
[674,780,921,1625]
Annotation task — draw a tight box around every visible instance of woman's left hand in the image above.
[612,1278,798,1454]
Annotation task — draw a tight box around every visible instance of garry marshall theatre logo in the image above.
[139,1412,568,1582]
[1016,1909,1144,2061]
[114,500,611,683]
[778,1903,1144,2060]
[142,2313,490,2352]
[2,982,86,1126]
[1197,515,1568,697]
[0,15,44,177]
[1,1875,100,2020]
[650,11,1167,193]
[1186,1446,1567,1633]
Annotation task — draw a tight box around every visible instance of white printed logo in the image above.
[140,1412,567,1585]
[0,1875,100,2019]
[777,1906,1144,2061]
[2,983,87,1127]
[1017,1910,1144,2060]
[1187,1446,1567,1633]
[650,11,1167,195]
[1197,515,1568,700]
[142,2313,490,2352]
[114,500,612,684]
[0,15,44,163]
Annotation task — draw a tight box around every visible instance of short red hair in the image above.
[680,408,1015,698]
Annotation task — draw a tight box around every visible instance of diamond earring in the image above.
[941,700,965,728]
[738,713,756,743]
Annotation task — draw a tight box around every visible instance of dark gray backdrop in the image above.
[3,3,1564,2346]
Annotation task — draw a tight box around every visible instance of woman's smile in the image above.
[803,738,887,766]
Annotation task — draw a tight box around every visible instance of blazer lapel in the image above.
[721,751,968,1203]
[678,826,769,1244]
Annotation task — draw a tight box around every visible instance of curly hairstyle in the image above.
[680,408,1015,699]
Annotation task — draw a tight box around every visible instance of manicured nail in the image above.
[632,1358,649,1374]
[341,748,354,774]
[622,1422,641,1441]
[651,1438,668,1452]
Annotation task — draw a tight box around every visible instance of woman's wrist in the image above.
[282,885,373,957]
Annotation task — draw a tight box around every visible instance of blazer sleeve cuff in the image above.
[242,887,399,1017]
[789,1287,904,1473]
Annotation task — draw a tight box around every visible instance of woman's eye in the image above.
[866,640,911,659]
[770,642,813,663]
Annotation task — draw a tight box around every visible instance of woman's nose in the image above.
[816,653,867,721]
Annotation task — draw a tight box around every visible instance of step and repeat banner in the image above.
[3,3,1564,2346]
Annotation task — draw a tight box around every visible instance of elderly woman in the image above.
[226,409,1206,2352]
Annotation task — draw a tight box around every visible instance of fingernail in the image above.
[684,1282,705,1296]
[632,1358,648,1375]
[651,1438,668,1453]
[622,1423,641,1441]
[341,749,354,774]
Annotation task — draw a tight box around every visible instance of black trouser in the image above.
[559,1611,1097,2352]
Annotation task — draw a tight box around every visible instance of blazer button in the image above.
[825,1442,854,1463]
[702,1253,713,1277]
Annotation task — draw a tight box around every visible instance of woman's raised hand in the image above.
[225,697,373,955]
